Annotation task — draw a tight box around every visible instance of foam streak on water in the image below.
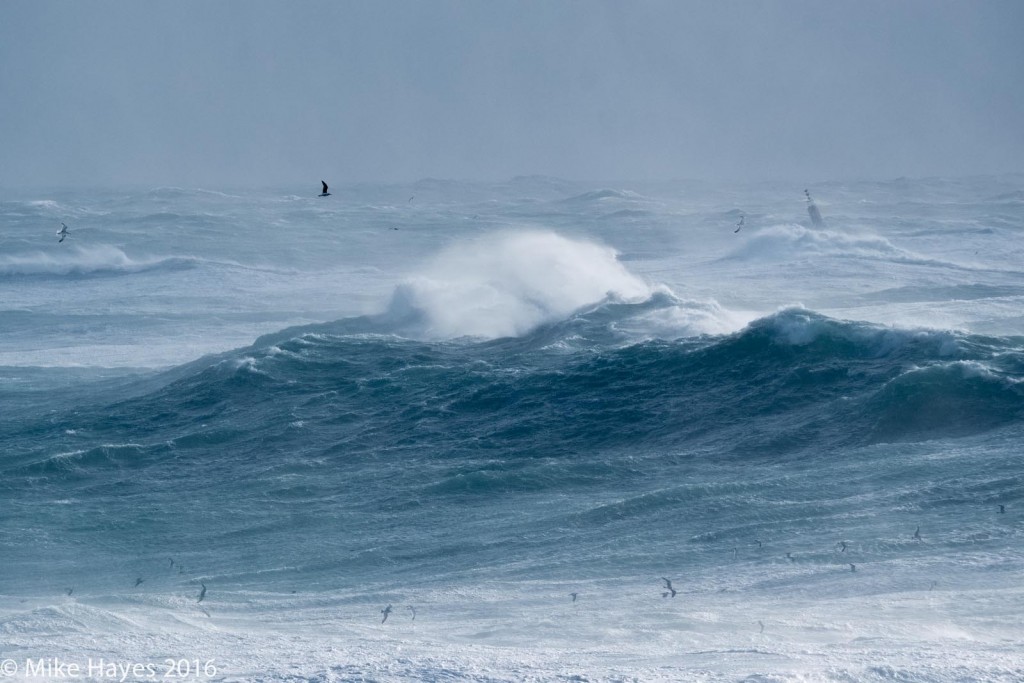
[1,177,1023,681]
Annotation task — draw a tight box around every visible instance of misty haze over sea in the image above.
[2,3,1023,681]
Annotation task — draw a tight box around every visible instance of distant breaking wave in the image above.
[725,224,972,269]
[0,245,198,277]
[726,224,909,260]
[561,188,650,204]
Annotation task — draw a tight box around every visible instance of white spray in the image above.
[388,230,651,339]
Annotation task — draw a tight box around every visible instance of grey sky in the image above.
[2,1,1022,187]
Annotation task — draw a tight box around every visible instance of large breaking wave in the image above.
[384,230,653,339]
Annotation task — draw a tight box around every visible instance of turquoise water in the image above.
[1,177,1022,680]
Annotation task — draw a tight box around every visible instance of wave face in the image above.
[2,178,1023,680]
[8,307,1019,483]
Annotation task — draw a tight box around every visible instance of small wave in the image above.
[561,188,649,204]
[144,186,238,199]
[0,245,197,277]
[599,208,652,220]
[0,604,142,636]
[750,307,963,357]
[865,360,1024,442]
[601,289,750,340]
[724,224,960,269]
[15,443,150,478]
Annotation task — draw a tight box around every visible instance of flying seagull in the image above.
[57,223,69,243]
[661,577,677,598]
[66,587,74,596]
[319,180,330,197]
[570,592,578,603]
[849,563,856,572]
[913,526,922,541]
[134,577,145,587]
[406,605,416,621]
[838,541,847,553]
[198,583,207,603]
[999,505,1006,514]
[381,604,392,623]
[734,213,744,233]
[758,620,765,634]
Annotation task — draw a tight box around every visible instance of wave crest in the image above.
[726,224,930,264]
[0,245,196,276]
[383,230,651,339]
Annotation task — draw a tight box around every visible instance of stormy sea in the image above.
[1,175,1022,681]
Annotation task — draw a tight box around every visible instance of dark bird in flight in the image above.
[661,577,677,598]
[570,592,578,603]
[134,577,145,587]
[913,526,922,541]
[57,223,69,243]
[198,583,207,603]
[381,604,392,623]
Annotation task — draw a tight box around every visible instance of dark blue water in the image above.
[4,302,1021,596]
